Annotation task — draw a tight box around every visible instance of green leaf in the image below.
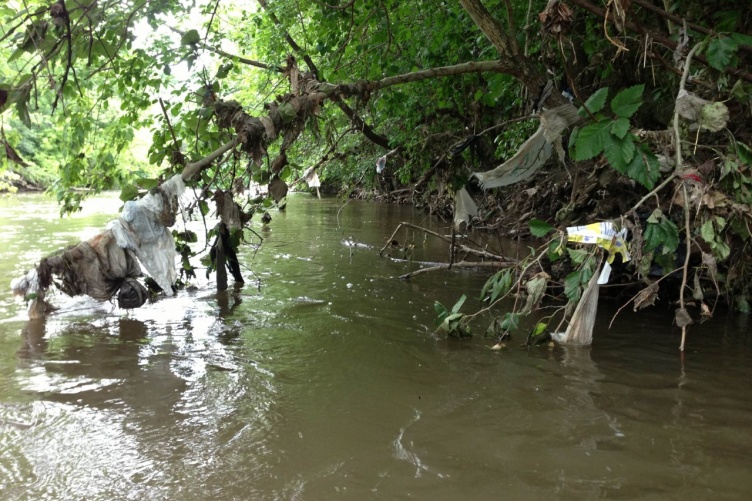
[574,121,610,161]
[216,62,233,79]
[700,219,715,244]
[624,146,660,189]
[610,84,644,118]
[644,210,680,253]
[480,272,498,301]
[434,301,450,322]
[735,142,752,164]
[451,294,467,314]
[706,36,738,71]
[529,218,554,237]
[531,322,548,337]
[137,178,159,190]
[564,270,584,302]
[579,87,609,116]
[15,95,30,127]
[181,29,201,46]
[199,199,209,216]
[730,33,752,47]
[119,185,139,202]
[610,117,630,139]
[490,270,513,302]
[500,312,520,332]
[547,239,564,261]
[568,126,579,151]
[567,247,590,264]
[604,133,636,173]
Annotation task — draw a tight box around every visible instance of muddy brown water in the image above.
[1,193,751,500]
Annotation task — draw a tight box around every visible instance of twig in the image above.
[158,98,179,145]
[673,42,702,170]
[678,183,692,351]
[378,222,514,262]
[671,42,702,352]
[607,266,684,328]
[203,0,221,45]
[51,0,74,113]
[629,172,678,213]
[398,260,516,280]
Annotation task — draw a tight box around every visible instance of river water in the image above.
[0,193,751,500]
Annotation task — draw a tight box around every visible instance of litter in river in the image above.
[11,174,186,318]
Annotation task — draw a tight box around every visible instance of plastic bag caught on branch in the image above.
[552,263,601,346]
[12,174,186,317]
[108,174,186,295]
[453,187,478,231]
[471,103,580,189]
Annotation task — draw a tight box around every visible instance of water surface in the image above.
[1,193,751,500]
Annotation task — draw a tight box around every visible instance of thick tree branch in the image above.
[459,0,568,106]
[372,60,515,89]
[182,138,239,181]
[459,0,514,57]
[257,0,391,149]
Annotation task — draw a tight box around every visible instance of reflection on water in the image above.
[1,194,752,500]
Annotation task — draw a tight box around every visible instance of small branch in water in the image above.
[379,222,514,263]
[398,260,517,280]
[678,182,692,351]
[608,266,684,329]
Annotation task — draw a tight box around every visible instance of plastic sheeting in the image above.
[453,187,478,231]
[12,174,186,317]
[302,166,321,188]
[552,264,601,346]
[675,89,729,132]
[107,174,186,295]
[472,103,580,189]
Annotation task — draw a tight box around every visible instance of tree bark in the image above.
[458,0,568,106]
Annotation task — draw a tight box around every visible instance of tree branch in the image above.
[258,0,391,149]
[169,27,283,72]
[182,137,239,181]
[371,60,515,90]
[569,0,752,84]
[459,0,568,106]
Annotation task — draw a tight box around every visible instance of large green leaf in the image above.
[706,36,738,71]
[624,146,660,189]
[604,133,636,173]
[529,218,554,237]
[610,84,644,118]
[579,87,609,116]
[644,210,680,253]
[574,121,610,161]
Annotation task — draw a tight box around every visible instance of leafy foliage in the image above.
[572,85,659,188]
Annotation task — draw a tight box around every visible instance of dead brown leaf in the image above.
[633,282,659,311]
[2,127,29,167]
[700,302,712,322]
[539,1,574,35]
[674,307,693,328]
